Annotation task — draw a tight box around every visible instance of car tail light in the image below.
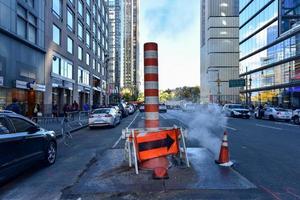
[105,114,112,117]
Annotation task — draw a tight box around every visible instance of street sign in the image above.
[134,128,180,161]
[229,79,246,88]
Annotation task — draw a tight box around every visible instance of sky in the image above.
[139,0,200,90]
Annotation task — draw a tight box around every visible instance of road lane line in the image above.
[275,122,298,127]
[160,113,167,119]
[255,124,282,130]
[127,112,140,128]
[112,136,122,148]
[112,112,140,148]
[222,125,237,131]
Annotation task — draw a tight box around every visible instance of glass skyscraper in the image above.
[239,0,300,108]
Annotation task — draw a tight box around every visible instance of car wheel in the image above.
[255,113,258,119]
[44,141,56,166]
[269,115,274,121]
[246,116,250,119]
[285,119,290,122]
[294,116,300,125]
[230,112,235,117]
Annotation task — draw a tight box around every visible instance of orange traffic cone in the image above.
[215,131,233,167]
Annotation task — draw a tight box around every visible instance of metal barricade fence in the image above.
[32,111,90,136]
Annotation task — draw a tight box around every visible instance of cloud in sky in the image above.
[140,0,200,90]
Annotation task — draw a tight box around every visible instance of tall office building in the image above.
[107,0,123,102]
[123,0,139,97]
[200,0,240,104]
[44,0,110,114]
[239,0,300,108]
[0,0,46,116]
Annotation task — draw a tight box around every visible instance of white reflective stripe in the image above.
[144,50,158,59]
[223,135,228,141]
[145,112,159,120]
[145,81,158,89]
[145,97,159,104]
[222,142,228,147]
[145,66,158,74]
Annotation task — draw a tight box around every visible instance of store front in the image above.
[92,75,102,107]
[0,80,46,116]
[52,77,74,114]
[78,85,90,110]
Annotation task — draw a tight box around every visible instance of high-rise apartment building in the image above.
[200,0,240,104]
[44,0,110,113]
[0,0,46,115]
[107,0,123,103]
[123,0,139,97]
[239,0,300,108]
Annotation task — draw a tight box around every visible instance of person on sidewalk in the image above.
[72,101,79,111]
[6,98,21,114]
[52,103,58,117]
[83,103,90,112]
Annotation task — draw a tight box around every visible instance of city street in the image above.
[0,110,299,200]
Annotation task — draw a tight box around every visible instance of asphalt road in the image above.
[0,110,299,200]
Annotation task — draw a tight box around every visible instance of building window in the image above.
[78,46,83,60]
[78,21,83,40]
[101,66,104,76]
[86,31,90,47]
[52,24,61,45]
[78,0,83,17]
[92,39,96,53]
[26,0,34,8]
[52,56,61,74]
[86,53,90,65]
[78,68,90,85]
[86,11,91,27]
[67,8,74,31]
[93,59,95,70]
[16,5,37,44]
[67,37,73,54]
[52,0,62,18]
[97,63,100,73]
[17,17,26,38]
[86,0,91,7]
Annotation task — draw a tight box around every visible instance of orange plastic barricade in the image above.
[134,128,180,161]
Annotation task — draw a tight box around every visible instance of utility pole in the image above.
[208,69,228,104]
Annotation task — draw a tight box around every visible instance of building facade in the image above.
[107,0,123,103]
[123,0,139,97]
[44,0,110,114]
[0,0,46,116]
[200,0,240,104]
[239,0,300,108]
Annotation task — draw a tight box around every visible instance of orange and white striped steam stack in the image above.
[144,42,159,129]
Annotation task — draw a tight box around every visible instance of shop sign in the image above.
[16,80,46,92]
[0,76,3,86]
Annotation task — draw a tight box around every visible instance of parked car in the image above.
[291,109,300,124]
[119,102,129,117]
[222,104,251,119]
[88,107,121,128]
[127,104,135,115]
[139,104,145,112]
[159,103,167,113]
[0,112,57,184]
[261,107,292,121]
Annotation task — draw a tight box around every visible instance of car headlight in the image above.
[233,111,240,115]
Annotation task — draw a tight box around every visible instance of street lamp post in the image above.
[207,68,227,104]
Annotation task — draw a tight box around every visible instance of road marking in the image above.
[160,114,167,119]
[127,112,140,128]
[222,125,237,131]
[255,124,283,130]
[112,136,122,148]
[275,122,298,127]
[112,112,140,149]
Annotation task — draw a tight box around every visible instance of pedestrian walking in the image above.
[72,101,79,111]
[52,103,58,117]
[83,103,90,111]
[6,98,21,114]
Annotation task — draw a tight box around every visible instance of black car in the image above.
[0,112,57,184]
